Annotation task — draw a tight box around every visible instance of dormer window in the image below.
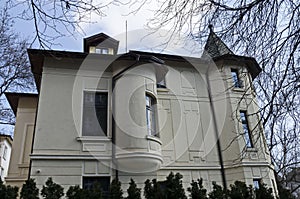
[84,33,119,55]
[89,46,114,55]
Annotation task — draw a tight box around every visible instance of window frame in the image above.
[231,68,242,88]
[3,146,7,160]
[82,91,109,137]
[240,110,254,148]
[89,46,112,54]
[145,94,158,137]
[253,179,261,190]
[82,176,110,197]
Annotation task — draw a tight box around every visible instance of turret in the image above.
[113,52,168,173]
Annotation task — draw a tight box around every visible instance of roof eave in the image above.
[213,54,262,79]
[5,92,38,116]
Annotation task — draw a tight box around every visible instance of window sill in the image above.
[232,87,245,92]
[76,136,111,142]
[146,135,162,145]
[157,88,169,93]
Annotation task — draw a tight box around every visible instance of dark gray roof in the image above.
[202,27,233,59]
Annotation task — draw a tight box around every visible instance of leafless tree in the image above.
[136,0,300,195]
[5,0,127,48]
[0,7,35,126]
[3,0,299,194]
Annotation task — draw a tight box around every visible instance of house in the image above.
[5,93,37,187]
[6,30,278,197]
[0,134,12,182]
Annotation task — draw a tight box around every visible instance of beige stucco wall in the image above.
[6,96,37,188]
[30,56,114,190]
[29,55,277,197]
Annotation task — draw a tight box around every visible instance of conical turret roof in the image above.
[202,25,233,59]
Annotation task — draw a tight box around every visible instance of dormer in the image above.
[83,33,119,55]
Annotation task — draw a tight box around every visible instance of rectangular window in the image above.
[240,111,253,148]
[83,176,110,197]
[101,48,109,54]
[83,92,108,136]
[146,95,157,136]
[89,46,96,53]
[108,48,114,55]
[253,179,261,189]
[231,68,242,88]
[3,146,7,160]
[95,48,102,54]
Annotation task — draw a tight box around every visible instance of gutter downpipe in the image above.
[111,52,141,179]
[205,66,227,192]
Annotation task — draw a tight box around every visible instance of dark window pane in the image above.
[157,78,166,88]
[240,111,253,148]
[83,176,110,197]
[146,95,157,137]
[83,92,108,136]
[231,68,242,88]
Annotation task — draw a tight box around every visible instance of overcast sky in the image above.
[9,2,203,57]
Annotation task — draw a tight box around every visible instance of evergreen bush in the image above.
[41,177,64,199]
[164,172,187,199]
[0,179,19,199]
[20,178,39,199]
[255,183,273,199]
[126,179,141,199]
[144,179,164,199]
[208,181,226,199]
[187,178,208,199]
[227,181,254,199]
[110,178,123,199]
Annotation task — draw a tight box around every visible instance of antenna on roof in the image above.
[125,20,128,53]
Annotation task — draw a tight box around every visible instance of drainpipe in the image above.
[205,67,227,191]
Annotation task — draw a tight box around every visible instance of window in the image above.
[101,48,108,54]
[89,46,96,53]
[240,111,253,148]
[3,146,7,160]
[157,78,166,88]
[231,68,242,88]
[253,179,261,189]
[95,48,102,54]
[83,92,108,136]
[146,94,157,136]
[83,176,110,197]
[89,46,111,54]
